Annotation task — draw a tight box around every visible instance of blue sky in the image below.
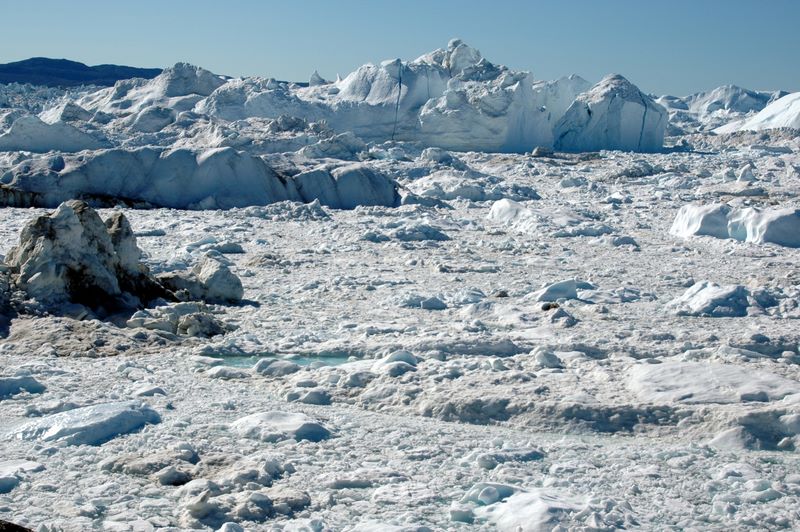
[1,0,798,95]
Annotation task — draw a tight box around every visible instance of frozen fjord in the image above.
[1,39,800,531]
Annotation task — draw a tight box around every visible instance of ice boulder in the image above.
[158,255,244,304]
[1,149,400,210]
[309,70,328,87]
[153,62,226,98]
[9,400,160,446]
[5,200,170,308]
[670,203,732,239]
[728,207,800,247]
[124,105,176,132]
[0,376,46,399]
[554,74,667,152]
[293,163,400,209]
[418,68,549,152]
[230,411,331,442]
[487,199,538,232]
[0,115,106,152]
[39,101,94,124]
[298,131,366,160]
[0,460,44,494]
[671,204,800,248]
[667,281,750,317]
[192,256,243,303]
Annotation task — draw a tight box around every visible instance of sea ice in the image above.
[230,411,331,442]
[9,400,160,446]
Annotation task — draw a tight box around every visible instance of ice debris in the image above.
[230,411,331,442]
[9,400,160,446]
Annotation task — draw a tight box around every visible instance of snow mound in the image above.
[670,203,732,239]
[531,279,578,302]
[1,147,293,209]
[230,411,331,442]
[9,400,160,446]
[5,200,170,308]
[488,199,609,237]
[671,204,800,247]
[0,115,106,152]
[293,164,400,209]
[0,460,44,494]
[471,488,585,531]
[716,92,800,133]
[0,376,46,398]
[554,74,667,152]
[630,361,800,404]
[38,101,93,124]
[667,281,750,317]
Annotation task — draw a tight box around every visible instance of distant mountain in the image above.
[0,57,162,87]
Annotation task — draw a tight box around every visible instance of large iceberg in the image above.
[715,91,800,133]
[0,148,400,210]
[195,40,662,154]
[553,74,667,152]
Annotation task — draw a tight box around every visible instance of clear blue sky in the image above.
[1,0,798,96]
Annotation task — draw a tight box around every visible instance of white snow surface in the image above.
[630,361,800,404]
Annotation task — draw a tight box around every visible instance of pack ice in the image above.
[0,37,800,532]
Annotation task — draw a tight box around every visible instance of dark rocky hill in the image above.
[0,57,161,87]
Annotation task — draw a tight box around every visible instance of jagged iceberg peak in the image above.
[715,91,800,134]
[309,70,328,86]
[553,74,667,152]
[414,38,505,81]
[152,62,226,97]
